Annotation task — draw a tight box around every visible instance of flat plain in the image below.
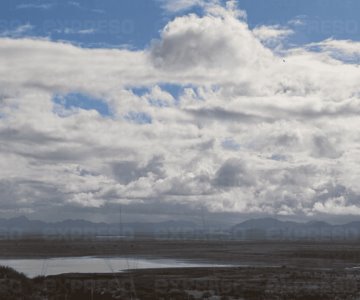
[1,238,360,299]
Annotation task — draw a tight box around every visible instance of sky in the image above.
[1,0,360,224]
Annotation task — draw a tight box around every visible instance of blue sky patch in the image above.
[158,83,184,102]
[148,98,170,108]
[131,84,184,101]
[1,0,359,49]
[53,92,111,116]
[131,86,150,97]
[270,154,287,161]
[0,0,167,48]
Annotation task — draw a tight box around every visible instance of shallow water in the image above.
[0,257,225,278]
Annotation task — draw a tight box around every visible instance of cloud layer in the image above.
[1,1,360,221]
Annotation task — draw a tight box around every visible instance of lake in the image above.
[0,257,226,278]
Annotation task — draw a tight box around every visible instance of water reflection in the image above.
[0,257,225,278]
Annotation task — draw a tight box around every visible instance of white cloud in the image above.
[1,0,360,221]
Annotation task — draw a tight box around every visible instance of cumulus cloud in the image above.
[214,159,255,188]
[111,156,165,185]
[150,10,270,73]
[1,0,360,221]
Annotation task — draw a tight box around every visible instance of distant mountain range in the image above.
[0,216,200,238]
[231,217,360,240]
[0,216,359,240]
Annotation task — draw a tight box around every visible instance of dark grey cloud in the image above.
[311,135,342,159]
[151,28,233,71]
[16,147,91,162]
[190,139,215,151]
[0,127,64,144]
[262,102,360,122]
[274,133,299,147]
[314,183,360,206]
[213,158,255,188]
[0,125,134,164]
[266,164,318,186]
[112,155,165,185]
[0,178,65,211]
[186,107,273,124]
[165,174,213,196]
